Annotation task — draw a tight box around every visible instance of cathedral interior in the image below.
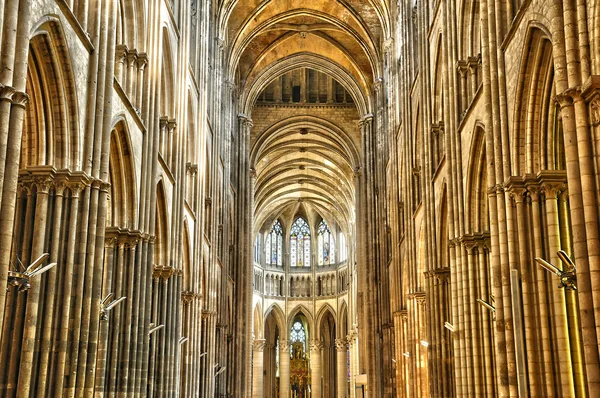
[1,0,600,397]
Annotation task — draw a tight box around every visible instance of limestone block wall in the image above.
[389,0,600,397]
[0,0,241,397]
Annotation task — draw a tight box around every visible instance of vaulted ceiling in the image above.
[221,0,390,111]
[220,0,390,234]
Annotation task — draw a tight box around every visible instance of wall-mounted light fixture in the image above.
[8,253,56,292]
[535,250,577,290]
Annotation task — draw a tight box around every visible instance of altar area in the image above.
[289,342,311,398]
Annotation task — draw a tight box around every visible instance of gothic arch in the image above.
[182,219,192,290]
[264,303,286,332]
[160,27,176,118]
[512,23,562,175]
[338,301,349,338]
[155,179,169,267]
[457,0,481,59]
[107,119,138,228]
[315,304,337,337]
[465,124,488,233]
[23,18,80,170]
[253,303,264,339]
[287,304,314,335]
[240,53,370,116]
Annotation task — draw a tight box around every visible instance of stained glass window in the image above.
[290,217,310,267]
[266,220,283,266]
[290,321,307,352]
[317,220,335,266]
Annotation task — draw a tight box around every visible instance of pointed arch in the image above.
[23,18,80,170]
[253,303,264,339]
[155,179,170,267]
[290,216,311,268]
[465,123,488,233]
[512,23,564,175]
[107,118,138,229]
[264,303,286,332]
[316,303,337,336]
[338,301,349,339]
[287,304,314,334]
[182,219,192,290]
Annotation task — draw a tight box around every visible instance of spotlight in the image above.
[444,322,455,332]
[100,293,126,321]
[420,340,429,348]
[534,257,563,277]
[215,366,226,377]
[7,253,56,292]
[477,298,496,313]
[403,352,410,358]
[149,324,165,335]
[557,250,576,270]
[535,253,577,290]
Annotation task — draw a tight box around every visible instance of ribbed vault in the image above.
[222,0,389,97]
[224,0,385,234]
[251,116,358,235]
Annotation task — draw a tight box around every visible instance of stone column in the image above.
[253,339,266,398]
[335,339,347,398]
[280,340,290,398]
[310,340,322,398]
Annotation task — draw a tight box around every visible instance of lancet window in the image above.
[290,217,311,267]
[265,220,283,266]
[317,220,335,266]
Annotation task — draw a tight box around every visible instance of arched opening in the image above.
[319,308,337,398]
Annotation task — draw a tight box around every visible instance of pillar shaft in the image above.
[253,339,266,398]
[311,340,322,398]
[336,340,347,398]
[280,340,290,398]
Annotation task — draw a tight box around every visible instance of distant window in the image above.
[290,321,307,352]
[292,86,301,102]
[317,220,335,266]
[290,217,311,267]
[265,220,283,266]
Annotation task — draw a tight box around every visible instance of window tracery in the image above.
[317,220,335,266]
[290,217,310,267]
[265,220,283,266]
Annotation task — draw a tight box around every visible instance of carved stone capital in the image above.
[0,84,16,102]
[137,53,148,69]
[34,177,54,194]
[310,339,322,352]
[335,338,347,352]
[115,44,128,61]
[456,60,469,77]
[187,162,199,175]
[279,340,290,351]
[11,91,30,108]
[254,339,266,352]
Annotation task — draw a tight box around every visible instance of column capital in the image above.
[238,113,253,128]
[115,44,128,60]
[0,84,16,102]
[456,59,469,76]
[359,113,374,127]
[541,182,566,199]
[11,91,30,108]
[383,37,394,54]
[279,339,290,351]
[253,338,266,352]
[137,53,149,69]
[335,338,347,352]
[310,339,322,352]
